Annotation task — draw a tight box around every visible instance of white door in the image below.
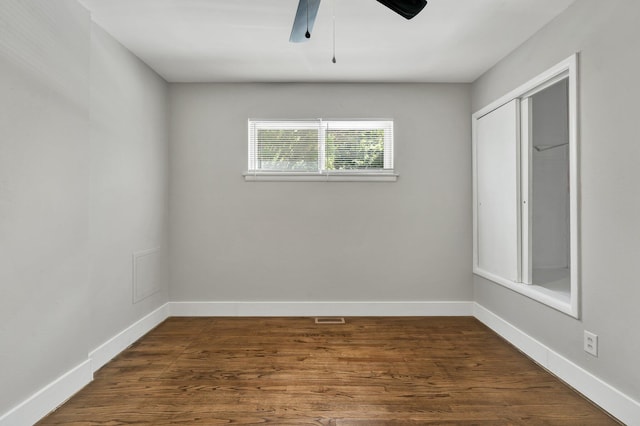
[475,99,520,283]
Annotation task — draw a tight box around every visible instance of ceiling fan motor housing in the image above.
[376,0,428,19]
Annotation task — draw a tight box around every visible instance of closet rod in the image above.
[534,143,568,152]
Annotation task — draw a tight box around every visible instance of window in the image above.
[245,119,396,181]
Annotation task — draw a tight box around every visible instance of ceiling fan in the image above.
[289,0,428,43]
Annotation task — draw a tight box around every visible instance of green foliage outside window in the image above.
[257,129,318,171]
[325,129,384,170]
[257,128,384,171]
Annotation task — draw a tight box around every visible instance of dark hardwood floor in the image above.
[38,317,618,425]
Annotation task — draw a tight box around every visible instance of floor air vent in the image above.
[314,317,345,324]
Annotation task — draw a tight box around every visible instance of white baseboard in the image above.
[6,301,638,426]
[0,303,171,426]
[89,303,170,373]
[0,360,92,426]
[474,303,640,425]
[169,301,475,317]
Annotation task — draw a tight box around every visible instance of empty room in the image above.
[1,0,639,424]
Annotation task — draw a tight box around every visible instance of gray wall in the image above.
[472,0,640,400]
[0,0,169,415]
[169,83,472,302]
[0,0,91,414]
[89,23,169,350]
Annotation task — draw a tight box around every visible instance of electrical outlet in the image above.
[584,331,598,357]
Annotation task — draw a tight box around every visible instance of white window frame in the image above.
[245,119,397,182]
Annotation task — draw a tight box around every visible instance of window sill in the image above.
[243,172,398,182]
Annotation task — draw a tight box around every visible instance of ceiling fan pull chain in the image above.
[332,0,336,63]
[305,0,311,38]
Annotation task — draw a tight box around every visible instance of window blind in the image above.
[248,119,394,175]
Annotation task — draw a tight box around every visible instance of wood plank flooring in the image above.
[38,317,619,425]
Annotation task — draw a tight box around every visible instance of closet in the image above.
[528,79,571,294]
[472,55,579,317]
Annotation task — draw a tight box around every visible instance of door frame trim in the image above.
[471,54,580,318]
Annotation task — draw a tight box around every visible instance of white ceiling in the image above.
[79,0,575,83]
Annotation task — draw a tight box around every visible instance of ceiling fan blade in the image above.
[289,0,321,43]
[376,0,427,19]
